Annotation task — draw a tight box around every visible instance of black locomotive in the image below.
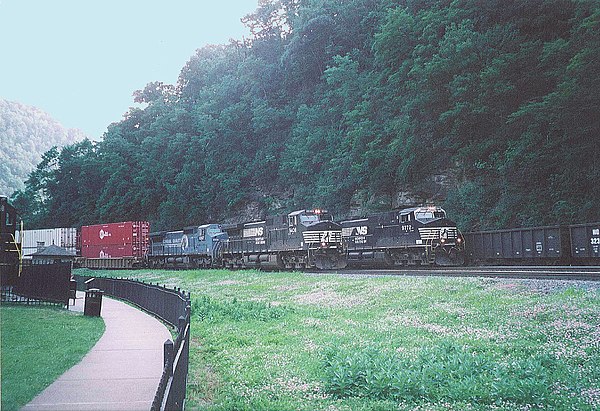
[0,196,21,280]
[147,209,347,270]
[341,206,465,267]
[222,209,347,270]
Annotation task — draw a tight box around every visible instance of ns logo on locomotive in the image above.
[146,206,465,270]
[341,206,465,267]
[147,209,348,270]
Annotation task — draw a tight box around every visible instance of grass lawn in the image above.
[1,305,105,411]
[76,268,600,410]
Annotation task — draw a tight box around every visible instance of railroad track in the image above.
[309,266,600,281]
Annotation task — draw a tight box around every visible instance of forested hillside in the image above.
[0,99,85,196]
[12,0,600,231]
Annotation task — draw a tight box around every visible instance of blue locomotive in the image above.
[148,224,228,268]
[341,206,465,266]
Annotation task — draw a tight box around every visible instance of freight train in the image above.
[12,201,600,270]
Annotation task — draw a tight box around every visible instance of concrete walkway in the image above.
[23,291,172,410]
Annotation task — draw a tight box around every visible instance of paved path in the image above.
[23,291,172,410]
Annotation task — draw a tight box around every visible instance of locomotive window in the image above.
[415,210,446,223]
[198,229,205,241]
[400,214,411,222]
[6,211,13,226]
[300,214,319,225]
[288,216,297,227]
[320,213,333,221]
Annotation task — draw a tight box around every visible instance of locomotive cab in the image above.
[410,207,446,223]
[402,207,464,262]
[295,209,347,270]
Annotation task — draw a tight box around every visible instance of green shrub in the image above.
[322,341,565,407]
[193,295,293,323]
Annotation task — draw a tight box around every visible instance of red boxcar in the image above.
[80,221,149,259]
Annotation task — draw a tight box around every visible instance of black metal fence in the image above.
[74,275,191,411]
[2,263,71,306]
[152,314,191,411]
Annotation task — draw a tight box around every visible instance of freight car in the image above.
[569,222,600,264]
[147,224,228,268]
[341,206,465,267]
[75,221,150,269]
[463,222,600,265]
[0,196,21,279]
[222,209,347,270]
[16,227,77,257]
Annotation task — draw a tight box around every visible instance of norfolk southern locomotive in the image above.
[341,206,464,266]
[147,209,347,270]
[222,209,346,270]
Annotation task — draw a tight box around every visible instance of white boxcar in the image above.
[16,228,78,257]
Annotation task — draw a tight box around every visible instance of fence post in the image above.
[178,316,186,334]
[164,339,174,376]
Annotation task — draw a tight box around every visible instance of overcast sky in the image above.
[0,0,258,139]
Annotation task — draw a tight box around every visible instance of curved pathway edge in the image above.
[23,291,171,411]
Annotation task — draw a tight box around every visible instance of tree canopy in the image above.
[12,0,600,231]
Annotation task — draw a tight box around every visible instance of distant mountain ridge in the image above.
[0,99,86,196]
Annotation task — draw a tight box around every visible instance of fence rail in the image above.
[74,275,191,411]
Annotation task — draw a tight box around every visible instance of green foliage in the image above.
[13,0,600,230]
[78,268,600,410]
[193,295,293,323]
[322,342,564,406]
[0,99,85,197]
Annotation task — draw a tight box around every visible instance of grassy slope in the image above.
[1,305,105,410]
[75,268,600,410]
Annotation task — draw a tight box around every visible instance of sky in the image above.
[0,0,258,139]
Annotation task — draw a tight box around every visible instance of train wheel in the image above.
[315,255,334,270]
[384,251,395,267]
[337,255,348,269]
[435,249,465,266]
